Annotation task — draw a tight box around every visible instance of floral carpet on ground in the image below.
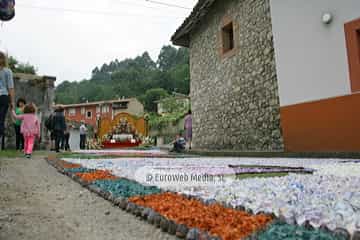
[130,192,273,240]
[73,149,169,157]
[57,156,360,239]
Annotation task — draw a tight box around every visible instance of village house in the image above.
[150,93,191,146]
[61,98,144,127]
[171,0,360,152]
[156,93,190,115]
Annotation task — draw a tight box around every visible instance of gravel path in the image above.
[0,154,175,240]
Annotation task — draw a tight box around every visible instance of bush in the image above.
[140,88,169,112]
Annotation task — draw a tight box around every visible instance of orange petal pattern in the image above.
[130,192,273,240]
[76,170,119,182]
[57,160,82,169]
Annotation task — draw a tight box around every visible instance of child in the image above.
[13,98,26,151]
[171,133,186,153]
[12,103,40,158]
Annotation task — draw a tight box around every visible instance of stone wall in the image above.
[3,73,55,149]
[189,0,284,151]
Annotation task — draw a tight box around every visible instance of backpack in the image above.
[45,114,54,131]
[0,0,15,21]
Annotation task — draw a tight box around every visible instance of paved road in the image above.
[0,154,175,240]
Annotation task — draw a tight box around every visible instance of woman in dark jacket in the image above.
[53,106,66,152]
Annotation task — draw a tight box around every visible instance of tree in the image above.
[17,63,36,74]
[134,52,156,70]
[54,80,79,104]
[157,45,178,72]
[91,67,100,77]
[8,56,37,74]
[140,88,169,112]
[8,56,18,71]
[55,45,191,108]
[170,64,190,95]
[175,47,189,65]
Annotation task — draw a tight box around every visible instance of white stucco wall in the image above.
[270,0,360,106]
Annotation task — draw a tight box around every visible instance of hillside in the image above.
[55,45,190,111]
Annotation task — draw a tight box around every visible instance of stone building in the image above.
[3,73,56,149]
[172,0,360,152]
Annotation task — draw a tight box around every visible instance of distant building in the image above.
[151,93,190,147]
[61,98,144,127]
[172,0,360,152]
[156,93,190,115]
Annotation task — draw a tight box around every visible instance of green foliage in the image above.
[8,56,37,74]
[148,96,190,131]
[140,88,169,112]
[160,96,190,114]
[55,46,190,107]
[169,64,190,94]
[148,111,186,131]
[157,45,178,71]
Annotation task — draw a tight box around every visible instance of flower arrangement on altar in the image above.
[101,117,142,148]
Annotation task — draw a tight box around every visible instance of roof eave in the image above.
[171,0,217,48]
[171,35,190,48]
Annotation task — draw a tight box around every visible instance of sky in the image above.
[0,0,197,85]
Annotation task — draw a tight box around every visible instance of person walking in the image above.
[13,98,26,151]
[11,103,40,158]
[184,110,192,150]
[61,124,71,151]
[53,106,66,153]
[79,121,87,150]
[45,110,56,151]
[0,51,14,150]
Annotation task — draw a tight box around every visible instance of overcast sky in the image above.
[0,0,197,85]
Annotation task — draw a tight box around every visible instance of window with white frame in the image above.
[102,105,110,113]
[96,106,100,113]
[69,108,76,116]
[81,107,85,115]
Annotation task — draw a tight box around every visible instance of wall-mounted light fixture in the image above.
[322,13,333,24]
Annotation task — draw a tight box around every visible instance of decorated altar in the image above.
[98,112,147,148]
